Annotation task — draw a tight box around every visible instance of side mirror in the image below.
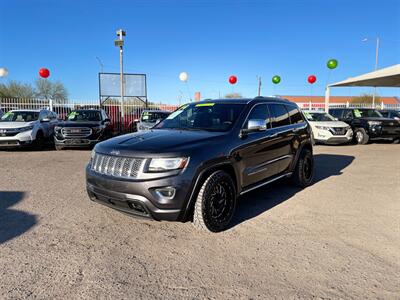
[240,119,266,137]
[40,118,50,123]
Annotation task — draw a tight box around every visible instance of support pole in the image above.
[120,45,125,132]
[324,86,330,113]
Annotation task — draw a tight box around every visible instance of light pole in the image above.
[362,37,380,107]
[115,29,126,131]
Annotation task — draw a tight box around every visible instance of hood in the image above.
[96,129,227,155]
[57,121,101,128]
[309,121,349,127]
[0,121,36,129]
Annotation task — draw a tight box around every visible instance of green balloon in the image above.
[327,59,338,69]
[272,75,281,84]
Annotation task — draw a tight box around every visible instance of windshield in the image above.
[67,110,101,122]
[354,109,383,118]
[155,103,245,132]
[0,111,39,122]
[304,112,335,122]
[141,112,170,123]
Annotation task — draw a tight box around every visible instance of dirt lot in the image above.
[1,144,399,299]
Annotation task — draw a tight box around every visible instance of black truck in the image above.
[329,108,400,144]
[86,97,314,232]
[54,109,112,150]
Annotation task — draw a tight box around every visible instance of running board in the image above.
[240,172,293,195]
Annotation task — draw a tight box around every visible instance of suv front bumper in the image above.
[86,165,193,221]
[0,131,34,148]
[55,136,101,147]
[314,128,353,144]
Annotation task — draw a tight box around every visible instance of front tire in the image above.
[354,128,369,145]
[33,131,44,150]
[193,171,236,232]
[291,148,314,188]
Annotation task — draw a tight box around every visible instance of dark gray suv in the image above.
[86,97,314,232]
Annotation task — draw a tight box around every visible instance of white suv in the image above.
[303,110,353,144]
[0,109,58,149]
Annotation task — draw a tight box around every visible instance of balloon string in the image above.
[185,82,192,102]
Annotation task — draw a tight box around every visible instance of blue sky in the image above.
[1,0,399,103]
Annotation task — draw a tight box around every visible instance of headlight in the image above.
[17,125,34,132]
[368,121,382,126]
[315,126,330,130]
[148,157,188,172]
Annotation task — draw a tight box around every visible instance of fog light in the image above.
[155,187,176,199]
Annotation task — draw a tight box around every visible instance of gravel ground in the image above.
[1,144,399,299]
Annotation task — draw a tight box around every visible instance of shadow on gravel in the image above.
[0,191,37,244]
[230,154,355,228]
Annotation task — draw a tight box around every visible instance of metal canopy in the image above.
[329,64,400,87]
[324,64,400,111]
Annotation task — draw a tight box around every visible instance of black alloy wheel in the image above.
[193,170,236,232]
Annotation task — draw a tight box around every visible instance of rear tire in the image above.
[354,128,369,145]
[291,148,314,188]
[193,171,236,232]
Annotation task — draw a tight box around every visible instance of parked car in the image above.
[0,108,4,118]
[303,110,353,144]
[0,109,58,149]
[329,108,400,144]
[86,97,314,232]
[54,109,112,150]
[379,109,400,121]
[136,110,171,132]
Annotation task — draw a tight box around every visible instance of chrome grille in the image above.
[91,153,143,179]
[330,127,347,136]
[61,127,92,138]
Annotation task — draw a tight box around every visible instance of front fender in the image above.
[179,158,238,221]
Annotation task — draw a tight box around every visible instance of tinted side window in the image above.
[344,110,353,119]
[286,105,304,124]
[269,104,290,127]
[380,111,388,117]
[245,104,271,128]
[329,109,343,118]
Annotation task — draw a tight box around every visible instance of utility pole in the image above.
[257,76,262,96]
[363,37,380,108]
[115,29,126,132]
[373,37,380,108]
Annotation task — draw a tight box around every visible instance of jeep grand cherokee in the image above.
[86,97,314,232]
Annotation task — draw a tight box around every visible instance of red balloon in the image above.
[308,75,316,84]
[228,75,237,85]
[39,68,50,78]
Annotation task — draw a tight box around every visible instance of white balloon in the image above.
[179,72,188,82]
[0,67,8,77]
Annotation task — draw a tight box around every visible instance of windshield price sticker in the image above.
[195,103,215,107]
[354,109,362,117]
[303,112,312,120]
[142,115,149,120]
[2,112,12,119]
[166,105,189,120]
